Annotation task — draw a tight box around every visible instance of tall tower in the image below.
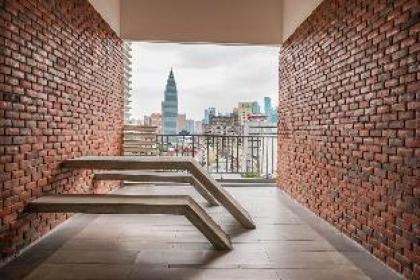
[203,107,216,125]
[161,68,178,135]
[264,97,272,116]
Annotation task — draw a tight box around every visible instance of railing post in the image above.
[236,137,239,173]
[192,135,195,158]
[216,136,219,173]
[181,135,185,156]
[271,136,274,177]
[256,136,260,177]
[266,137,269,179]
[206,135,210,171]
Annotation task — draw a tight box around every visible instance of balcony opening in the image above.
[124,42,279,180]
[0,1,415,279]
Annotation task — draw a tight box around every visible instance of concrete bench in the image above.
[93,170,219,206]
[27,194,232,250]
[62,156,256,229]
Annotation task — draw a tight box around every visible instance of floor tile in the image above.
[0,186,399,280]
[25,264,133,280]
[275,267,370,280]
[46,250,138,264]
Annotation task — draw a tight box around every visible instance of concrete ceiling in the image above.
[89,0,322,45]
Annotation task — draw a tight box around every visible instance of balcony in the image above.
[0,0,417,278]
[0,184,398,280]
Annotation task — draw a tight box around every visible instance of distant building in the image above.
[264,97,272,116]
[243,113,276,136]
[247,113,267,122]
[204,115,239,135]
[123,124,158,156]
[232,107,239,126]
[238,101,259,125]
[143,113,162,133]
[150,113,162,133]
[194,121,203,134]
[271,106,279,123]
[252,102,260,114]
[161,69,178,135]
[211,115,234,126]
[144,115,151,126]
[177,113,186,133]
[186,119,195,134]
[264,97,278,123]
[203,107,216,125]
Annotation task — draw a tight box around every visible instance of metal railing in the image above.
[155,134,277,178]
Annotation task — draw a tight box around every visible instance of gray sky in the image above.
[130,42,279,121]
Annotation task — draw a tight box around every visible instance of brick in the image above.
[0,0,124,262]
[279,0,418,276]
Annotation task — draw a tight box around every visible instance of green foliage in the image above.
[242,172,260,178]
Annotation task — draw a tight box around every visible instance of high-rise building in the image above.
[204,115,239,135]
[203,107,216,125]
[177,113,186,133]
[186,119,195,134]
[264,97,272,116]
[161,69,178,135]
[194,121,203,134]
[144,113,163,133]
[238,101,259,125]
[264,96,278,123]
[232,107,239,126]
[271,106,279,123]
[251,102,260,114]
[123,124,158,156]
[144,115,151,126]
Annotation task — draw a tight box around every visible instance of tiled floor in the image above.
[0,184,401,280]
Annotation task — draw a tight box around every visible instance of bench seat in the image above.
[62,156,256,229]
[27,194,232,250]
[93,170,219,206]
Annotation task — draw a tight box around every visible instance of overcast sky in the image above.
[130,42,279,121]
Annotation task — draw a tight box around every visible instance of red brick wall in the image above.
[0,0,124,260]
[278,0,419,278]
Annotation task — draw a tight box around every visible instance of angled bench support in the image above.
[27,194,232,250]
[62,156,256,229]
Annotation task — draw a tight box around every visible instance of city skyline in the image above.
[129,42,278,120]
[141,95,277,124]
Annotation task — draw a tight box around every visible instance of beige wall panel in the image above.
[282,0,322,41]
[89,0,121,36]
[120,0,283,45]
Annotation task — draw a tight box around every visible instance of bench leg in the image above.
[189,177,219,207]
[187,162,256,229]
[184,199,232,250]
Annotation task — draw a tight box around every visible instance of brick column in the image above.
[278,0,419,278]
[0,0,124,260]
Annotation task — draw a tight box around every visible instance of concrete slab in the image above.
[27,194,231,251]
[0,186,402,280]
[62,156,256,229]
[94,170,219,206]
